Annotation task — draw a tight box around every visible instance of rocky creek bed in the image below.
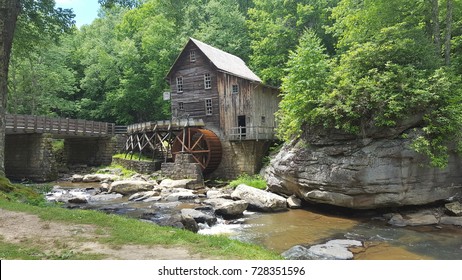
[44,170,462,260]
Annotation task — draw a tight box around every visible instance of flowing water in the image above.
[199,208,462,260]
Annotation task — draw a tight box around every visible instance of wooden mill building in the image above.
[165,38,280,178]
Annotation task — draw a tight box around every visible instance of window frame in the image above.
[232,84,239,94]
[176,76,183,93]
[178,102,184,110]
[205,98,213,116]
[190,50,196,63]
[204,73,212,90]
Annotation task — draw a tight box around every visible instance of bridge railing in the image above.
[228,126,276,141]
[6,114,115,137]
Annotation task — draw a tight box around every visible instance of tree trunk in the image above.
[0,0,21,177]
[431,0,442,56]
[444,0,453,65]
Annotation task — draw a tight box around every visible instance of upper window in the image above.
[205,98,213,115]
[261,116,266,125]
[176,77,183,93]
[232,84,239,94]
[204,73,212,89]
[190,50,196,62]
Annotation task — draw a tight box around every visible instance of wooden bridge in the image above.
[5,114,116,137]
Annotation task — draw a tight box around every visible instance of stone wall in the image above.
[5,134,57,182]
[112,157,161,174]
[64,137,114,167]
[161,153,203,182]
[206,127,273,179]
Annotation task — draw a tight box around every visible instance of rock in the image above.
[282,240,362,260]
[206,190,232,199]
[128,191,160,202]
[83,174,119,183]
[88,193,123,202]
[68,197,88,204]
[388,214,408,227]
[440,216,462,226]
[100,183,110,192]
[181,209,217,226]
[180,214,199,233]
[109,180,156,195]
[281,245,315,260]
[388,211,439,227]
[287,195,302,209]
[143,196,162,202]
[445,202,462,216]
[404,212,439,226]
[160,178,200,189]
[204,198,248,217]
[308,240,362,260]
[264,129,462,209]
[164,191,198,202]
[71,174,84,182]
[231,184,287,212]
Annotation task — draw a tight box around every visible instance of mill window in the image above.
[204,73,212,89]
[190,50,196,62]
[232,84,239,94]
[205,98,213,115]
[176,77,183,93]
[178,102,184,110]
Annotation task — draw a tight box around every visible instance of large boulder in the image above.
[109,180,157,195]
[231,184,287,212]
[264,129,462,209]
[203,198,248,217]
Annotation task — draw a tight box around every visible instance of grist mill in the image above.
[124,38,280,179]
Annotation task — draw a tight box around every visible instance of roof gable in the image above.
[167,38,262,83]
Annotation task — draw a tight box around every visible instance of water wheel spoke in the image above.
[189,149,210,154]
[191,134,205,150]
[191,154,206,169]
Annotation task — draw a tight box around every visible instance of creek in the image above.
[48,182,462,260]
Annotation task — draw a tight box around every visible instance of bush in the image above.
[228,174,267,190]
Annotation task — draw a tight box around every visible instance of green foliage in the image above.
[228,174,267,190]
[277,30,330,141]
[276,0,462,168]
[248,0,338,86]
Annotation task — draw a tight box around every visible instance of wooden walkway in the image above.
[5,114,115,137]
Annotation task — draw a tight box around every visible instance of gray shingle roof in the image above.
[189,38,262,83]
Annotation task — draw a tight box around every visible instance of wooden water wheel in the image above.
[171,128,222,174]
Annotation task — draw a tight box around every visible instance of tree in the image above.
[0,0,74,176]
[248,0,338,86]
[0,0,21,177]
[277,30,330,141]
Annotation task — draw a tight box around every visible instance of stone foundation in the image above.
[5,134,57,182]
[161,153,203,187]
[64,137,114,167]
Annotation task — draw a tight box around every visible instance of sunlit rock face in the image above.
[264,128,462,209]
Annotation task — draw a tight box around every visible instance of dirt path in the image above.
[0,209,203,259]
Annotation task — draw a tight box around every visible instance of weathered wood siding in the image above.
[168,41,220,128]
[217,72,280,135]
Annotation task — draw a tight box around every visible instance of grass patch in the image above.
[113,153,152,162]
[228,174,267,190]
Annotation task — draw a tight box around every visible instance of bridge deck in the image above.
[6,114,115,137]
